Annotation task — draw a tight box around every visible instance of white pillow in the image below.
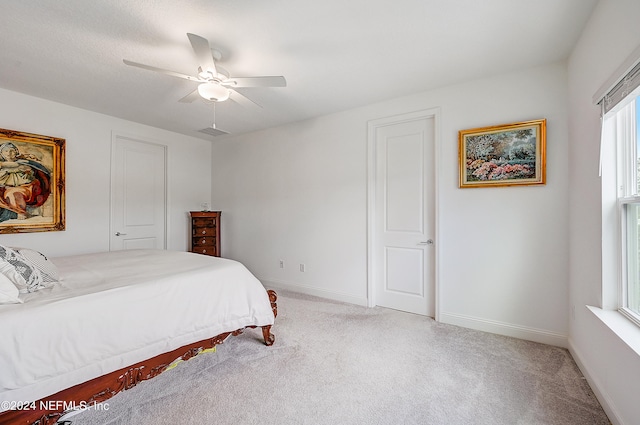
[0,269,23,304]
[0,259,27,292]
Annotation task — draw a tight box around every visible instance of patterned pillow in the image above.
[0,245,45,293]
[12,247,59,283]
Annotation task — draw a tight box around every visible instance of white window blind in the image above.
[597,45,640,176]
[602,61,640,113]
[595,44,640,113]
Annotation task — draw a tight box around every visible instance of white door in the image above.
[368,112,435,316]
[110,134,167,251]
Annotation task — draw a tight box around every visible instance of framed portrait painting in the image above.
[0,128,65,233]
[459,119,546,188]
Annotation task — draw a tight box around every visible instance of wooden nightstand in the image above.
[190,211,221,257]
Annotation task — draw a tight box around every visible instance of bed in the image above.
[0,248,277,425]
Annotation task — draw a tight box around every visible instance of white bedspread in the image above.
[0,249,275,407]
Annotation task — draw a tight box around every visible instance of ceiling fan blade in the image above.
[178,89,200,103]
[229,89,261,108]
[123,59,200,82]
[224,76,287,88]
[187,33,217,75]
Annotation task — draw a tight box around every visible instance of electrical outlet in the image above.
[299,263,305,272]
[279,260,284,269]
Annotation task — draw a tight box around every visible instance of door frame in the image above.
[366,108,441,320]
[110,131,169,251]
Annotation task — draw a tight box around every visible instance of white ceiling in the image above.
[0,0,597,141]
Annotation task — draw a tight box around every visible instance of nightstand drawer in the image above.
[193,237,215,246]
[192,246,217,256]
[193,226,215,236]
[192,217,216,228]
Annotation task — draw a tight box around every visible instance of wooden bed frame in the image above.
[0,290,277,425]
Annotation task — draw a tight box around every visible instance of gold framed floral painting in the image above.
[0,128,65,233]
[459,119,546,188]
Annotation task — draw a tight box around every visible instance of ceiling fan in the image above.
[123,33,286,107]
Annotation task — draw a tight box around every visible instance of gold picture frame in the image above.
[459,119,546,188]
[0,128,65,233]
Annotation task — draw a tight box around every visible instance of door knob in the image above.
[418,239,433,245]
[115,232,128,236]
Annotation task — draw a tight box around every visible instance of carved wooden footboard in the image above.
[0,290,277,425]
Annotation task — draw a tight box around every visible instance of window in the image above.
[606,93,640,325]
[597,50,640,325]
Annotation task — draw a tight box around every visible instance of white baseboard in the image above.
[258,278,368,307]
[439,312,568,348]
[568,338,623,425]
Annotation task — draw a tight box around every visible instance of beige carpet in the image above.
[66,290,609,425]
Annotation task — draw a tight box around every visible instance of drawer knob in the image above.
[201,230,206,234]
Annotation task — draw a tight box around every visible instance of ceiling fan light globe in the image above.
[197,82,230,102]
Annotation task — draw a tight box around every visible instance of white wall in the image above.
[0,88,212,257]
[212,62,570,346]
[567,0,640,424]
